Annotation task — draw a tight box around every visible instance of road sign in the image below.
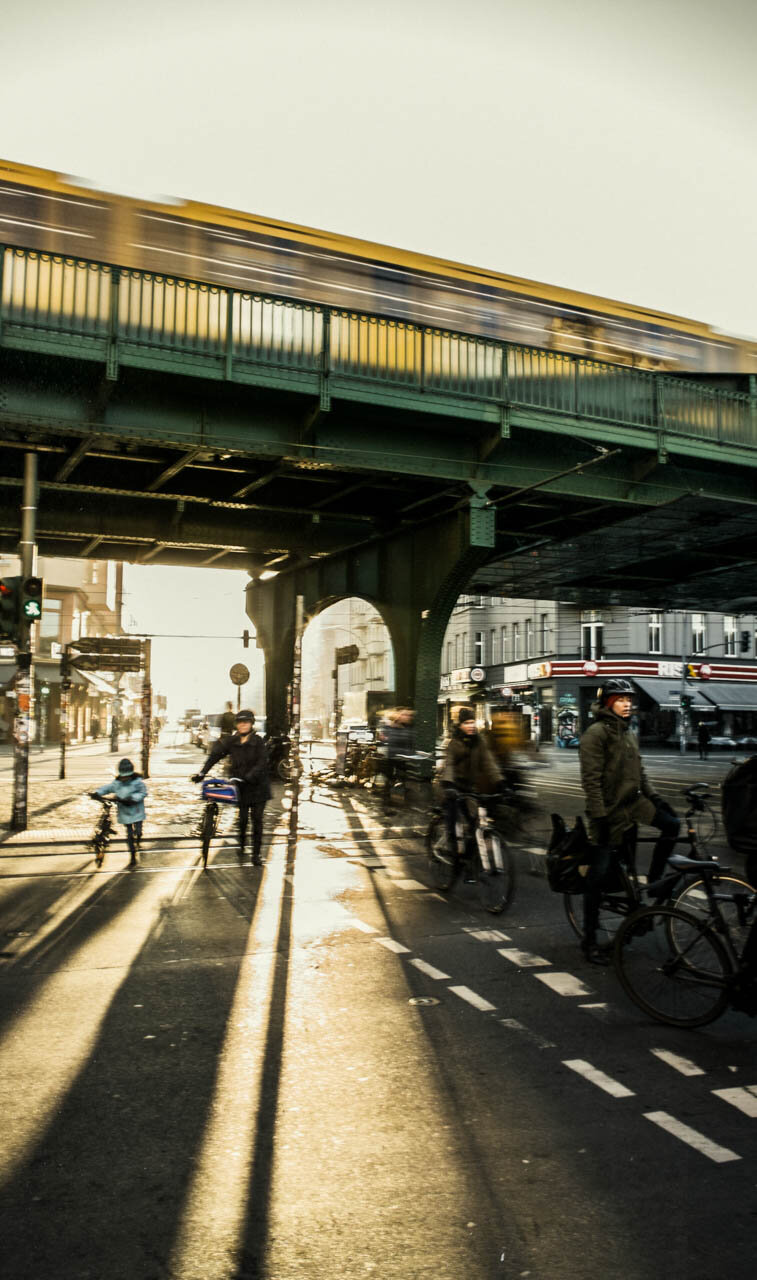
[73,637,142,653]
[229,663,250,686]
[72,654,141,672]
[336,644,359,665]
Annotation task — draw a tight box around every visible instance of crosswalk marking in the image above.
[712,1086,757,1117]
[644,1111,740,1163]
[651,1049,704,1077]
[497,947,550,968]
[563,1059,634,1098]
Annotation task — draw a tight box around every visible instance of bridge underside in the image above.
[2,348,757,611]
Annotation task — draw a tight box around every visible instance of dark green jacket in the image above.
[441,728,502,794]
[579,702,657,843]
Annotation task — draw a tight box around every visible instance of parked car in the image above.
[197,713,227,752]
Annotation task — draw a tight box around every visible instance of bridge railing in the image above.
[1,245,753,448]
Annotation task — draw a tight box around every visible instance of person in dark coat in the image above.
[192,708,271,864]
[697,721,711,760]
[440,706,502,854]
[220,701,236,736]
[377,707,416,810]
[579,678,680,965]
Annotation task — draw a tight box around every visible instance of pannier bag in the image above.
[201,777,240,805]
[545,813,592,893]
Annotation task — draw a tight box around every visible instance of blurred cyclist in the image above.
[440,706,502,856]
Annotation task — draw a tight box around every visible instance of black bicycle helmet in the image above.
[598,677,634,703]
[235,708,255,723]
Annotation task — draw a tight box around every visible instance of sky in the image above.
[5,0,756,709]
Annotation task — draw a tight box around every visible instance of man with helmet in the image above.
[578,677,679,964]
[192,709,271,864]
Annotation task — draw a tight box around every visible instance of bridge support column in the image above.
[246,492,495,753]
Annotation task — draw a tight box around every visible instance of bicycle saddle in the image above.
[667,853,731,875]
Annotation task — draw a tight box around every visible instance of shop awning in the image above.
[0,661,87,688]
[699,682,757,712]
[632,677,712,710]
[79,669,119,696]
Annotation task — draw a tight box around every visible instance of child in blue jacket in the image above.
[91,758,147,866]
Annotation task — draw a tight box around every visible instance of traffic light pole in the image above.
[11,452,38,829]
[140,638,152,779]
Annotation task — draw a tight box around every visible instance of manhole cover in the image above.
[409,996,440,1006]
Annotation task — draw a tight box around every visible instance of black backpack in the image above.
[545,813,592,893]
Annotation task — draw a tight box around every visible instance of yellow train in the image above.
[1,157,755,375]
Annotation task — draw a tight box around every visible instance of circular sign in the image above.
[699,664,712,680]
[229,663,250,686]
[470,667,485,682]
[582,660,598,676]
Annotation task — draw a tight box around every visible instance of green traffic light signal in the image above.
[21,576,43,622]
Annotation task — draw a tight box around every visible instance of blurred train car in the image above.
[1,157,755,376]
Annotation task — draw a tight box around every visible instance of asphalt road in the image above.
[1,745,755,1279]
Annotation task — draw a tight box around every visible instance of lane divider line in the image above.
[497,947,550,968]
[536,973,593,997]
[651,1049,705,1077]
[644,1111,740,1163]
[375,937,412,954]
[563,1058,635,1098]
[410,958,451,980]
[711,1086,757,1117]
[448,985,497,1012]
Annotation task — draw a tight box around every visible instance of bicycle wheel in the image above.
[426,815,456,891]
[475,833,516,914]
[672,874,755,961]
[200,803,218,869]
[564,862,636,948]
[691,802,717,848]
[93,834,106,868]
[276,757,291,782]
[614,906,731,1027]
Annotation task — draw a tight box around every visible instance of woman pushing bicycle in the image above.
[579,678,680,965]
[191,708,270,864]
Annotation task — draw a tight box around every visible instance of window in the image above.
[648,612,662,654]
[513,623,521,660]
[446,641,452,672]
[526,618,534,658]
[541,613,549,654]
[38,598,62,657]
[692,613,706,654]
[724,615,737,657]
[474,631,485,665]
[581,621,604,660]
[490,628,497,664]
[456,633,464,667]
[501,626,508,664]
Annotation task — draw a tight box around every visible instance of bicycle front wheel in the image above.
[476,833,516,914]
[427,815,456,891]
[691,802,717,848]
[614,906,731,1027]
[672,874,755,960]
[200,803,218,869]
[564,862,636,948]
[93,836,106,868]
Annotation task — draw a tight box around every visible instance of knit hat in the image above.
[117,758,135,776]
[457,707,475,725]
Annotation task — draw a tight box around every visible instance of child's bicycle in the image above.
[88,796,115,867]
[196,777,241,869]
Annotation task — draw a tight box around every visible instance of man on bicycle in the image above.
[579,677,679,964]
[441,706,502,859]
[192,708,271,864]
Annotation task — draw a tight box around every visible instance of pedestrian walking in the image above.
[219,700,236,735]
[697,721,711,760]
[192,708,271,864]
[90,757,147,866]
[578,678,680,965]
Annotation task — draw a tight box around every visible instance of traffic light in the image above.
[0,576,21,644]
[243,629,250,649]
[20,576,43,623]
[681,694,694,710]
[741,631,751,653]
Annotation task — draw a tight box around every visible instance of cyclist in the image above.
[579,677,679,964]
[377,707,416,809]
[440,706,502,860]
[90,757,147,867]
[191,708,270,864]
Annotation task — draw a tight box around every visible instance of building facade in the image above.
[439,596,757,747]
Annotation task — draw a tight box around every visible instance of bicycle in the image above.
[426,789,516,914]
[88,796,115,868]
[562,784,752,950]
[613,853,757,1027]
[196,777,241,869]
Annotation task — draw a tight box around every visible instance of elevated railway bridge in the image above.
[1,244,757,746]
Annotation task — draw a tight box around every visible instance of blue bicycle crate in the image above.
[201,778,239,805]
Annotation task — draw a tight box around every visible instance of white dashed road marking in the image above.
[449,986,497,1012]
[563,1059,635,1098]
[536,973,592,997]
[410,958,451,980]
[349,918,378,934]
[651,1049,705,1077]
[465,928,511,943]
[497,947,550,968]
[712,1086,757,1117]
[376,938,411,954]
[499,1018,556,1049]
[644,1111,740,1163]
